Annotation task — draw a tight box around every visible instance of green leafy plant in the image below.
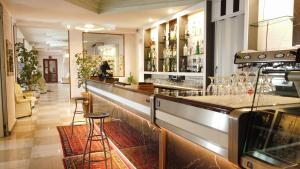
[16,42,42,90]
[127,72,136,84]
[75,52,101,91]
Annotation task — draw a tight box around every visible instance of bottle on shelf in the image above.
[172,45,177,58]
[151,49,156,72]
[200,40,204,54]
[197,58,202,73]
[147,52,152,71]
[180,58,186,72]
[183,43,188,56]
[165,57,170,72]
[195,41,200,55]
[163,30,166,41]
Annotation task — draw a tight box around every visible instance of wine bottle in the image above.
[183,43,188,56]
[195,41,200,55]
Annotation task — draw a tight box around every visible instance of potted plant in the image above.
[75,52,101,92]
[15,42,42,91]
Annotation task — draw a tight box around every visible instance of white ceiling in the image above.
[4,0,196,28]
[3,0,200,55]
[17,27,68,55]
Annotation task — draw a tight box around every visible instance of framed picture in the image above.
[6,39,14,76]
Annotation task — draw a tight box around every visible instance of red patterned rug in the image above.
[57,125,104,156]
[58,122,159,169]
[63,151,128,169]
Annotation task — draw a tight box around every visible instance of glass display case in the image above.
[235,48,300,169]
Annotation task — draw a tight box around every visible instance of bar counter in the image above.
[86,79,242,169]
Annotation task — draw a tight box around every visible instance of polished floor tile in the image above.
[0,84,82,169]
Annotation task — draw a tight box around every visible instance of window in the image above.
[233,0,240,13]
[221,0,226,16]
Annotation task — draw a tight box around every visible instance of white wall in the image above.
[69,29,84,98]
[119,34,138,82]
[2,2,16,131]
[257,0,294,50]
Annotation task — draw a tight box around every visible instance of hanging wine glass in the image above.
[223,76,232,95]
[206,77,215,95]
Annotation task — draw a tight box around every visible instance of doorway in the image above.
[43,58,58,83]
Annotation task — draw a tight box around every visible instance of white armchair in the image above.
[15,97,32,118]
[15,83,37,118]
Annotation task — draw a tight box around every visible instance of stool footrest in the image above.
[90,138,108,141]
[74,111,84,113]
[82,157,112,163]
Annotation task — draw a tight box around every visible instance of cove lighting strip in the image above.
[87,85,151,116]
[92,124,136,169]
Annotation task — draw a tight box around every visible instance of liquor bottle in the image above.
[173,45,177,58]
[163,61,166,72]
[147,53,151,71]
[173,60,177,72]
[197,58,202,73]
[181,58,186,72]
[195,41,200,55]
[163,30,166,41]
[165,57,169,72]
[152,49,156,71]
[183,43,188,56]
[200,40,204,54]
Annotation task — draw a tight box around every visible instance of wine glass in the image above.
[206,77,215,95]
[223,77,232,95]
[216,76,225,96]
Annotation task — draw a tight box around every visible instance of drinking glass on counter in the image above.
[205,70,275,97]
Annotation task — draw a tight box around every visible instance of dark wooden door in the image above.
[43,59,58,83]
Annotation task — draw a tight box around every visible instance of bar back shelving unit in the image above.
[142,1,214,89]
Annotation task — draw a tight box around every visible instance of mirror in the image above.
[83,32,125,77]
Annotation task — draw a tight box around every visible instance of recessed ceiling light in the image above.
[74,24,115,32]
[148,18,154,22]
[84,24,95,29]
[66,25,71,29]
[168,9,174,14]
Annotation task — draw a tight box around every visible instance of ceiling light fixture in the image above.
[84,24,95,29]
[74,24,115,32]
[148,18,154,22]
[168,9,174,14]
[66,25,71,29]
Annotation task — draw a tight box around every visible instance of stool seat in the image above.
[86,112,110,119]
[82,112,112,169]
[74,96,87,101]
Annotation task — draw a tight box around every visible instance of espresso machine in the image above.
[235,48,300,169]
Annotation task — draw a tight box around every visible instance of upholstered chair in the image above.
[15,83,37,107]
[15,96,32,118]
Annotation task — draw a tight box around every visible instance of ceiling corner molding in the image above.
[65,0,202,14]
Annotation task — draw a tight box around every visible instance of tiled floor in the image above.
[0,84,82,169]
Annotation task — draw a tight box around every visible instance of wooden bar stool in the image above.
[71,97,88,135]
[82,112,112,169]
